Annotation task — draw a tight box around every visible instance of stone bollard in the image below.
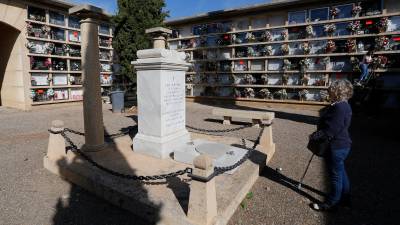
[187,154,217,225]
[256,122,276,165]
[46,120,66,161]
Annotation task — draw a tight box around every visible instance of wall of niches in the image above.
[169,0,400,105]
[26,5,115,105]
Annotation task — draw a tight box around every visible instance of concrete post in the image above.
[69,5,110,151]
[187,154,217,225]
[256,122,276,165]
[47,120,66,161]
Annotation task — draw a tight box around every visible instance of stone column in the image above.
[69,5,110,151]
[131,27,191,159]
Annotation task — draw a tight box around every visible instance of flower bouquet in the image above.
[281,30,288,40]
[377,17,390,33]
[26,22,34,36]
[245,32,256,42]
[186,74,194,83]
[259,88,273,99]
[247,46,258,57]
[244,74,256,84]
[305,25,314,38]
[314,74,328,86]
[260,45,273,56]
[261,74,269,84]
[325,40,337,53]
[375,36,390,51]
[44,43,55,55]
[330,7,340,19]
[301,42,311,55]
[280,43,289,55]
[298,89,309,101]
[347,20,361,34]
[41,25,51,36]
[301,74,310,86]
[46,88,54,99]
[320,56,331,69]
[299,58,312,71]
[244,88,255,98]
[262,31,272,42]
[352,3,362,17]
[350,56,361,72]
[274,89,288,100]
[345,39,357,52]
[281,74,289,85]
[283,59,291,70]
[324,23,336,36]
[372,55,388,69]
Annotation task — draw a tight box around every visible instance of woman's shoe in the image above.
[310,202,338,212]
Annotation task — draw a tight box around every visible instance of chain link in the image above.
[213,126,264,174]
[64,128,131,138]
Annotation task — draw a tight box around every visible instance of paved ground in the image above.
[0,102,399,225]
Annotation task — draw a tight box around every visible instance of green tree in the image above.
[112,0,168,90]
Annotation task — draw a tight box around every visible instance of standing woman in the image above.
[312,80,354,211]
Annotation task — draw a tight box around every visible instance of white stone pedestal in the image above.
[132,48,191,159]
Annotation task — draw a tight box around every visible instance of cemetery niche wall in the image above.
[0,0,116,109]
[167,0,400,107]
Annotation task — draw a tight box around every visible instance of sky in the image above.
[69,0,270,19]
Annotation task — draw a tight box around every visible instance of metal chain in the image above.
[49,124,264,181]
[186,124,253,134]
[50,129,192,181]
[213,126,264,175]
[64,128,131,138]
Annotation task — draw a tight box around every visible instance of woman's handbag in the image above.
[307,130,331,157]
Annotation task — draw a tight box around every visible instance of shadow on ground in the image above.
[191,99,320,125]
[51,128,161,225]
[323,112,400,225]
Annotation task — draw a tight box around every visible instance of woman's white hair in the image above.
[328,79,353,102]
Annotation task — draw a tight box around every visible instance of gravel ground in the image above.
[0,102,399,225]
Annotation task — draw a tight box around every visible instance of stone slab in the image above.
[44,132,267,225]
[174,139,249,175]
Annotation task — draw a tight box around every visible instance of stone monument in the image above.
[132,27,191,159]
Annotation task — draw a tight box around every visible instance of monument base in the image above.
[133,130,191,159]
[44,132,271,225]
